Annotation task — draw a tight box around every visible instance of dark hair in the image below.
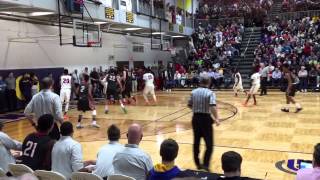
[314,143,320,166]
[199,76,211,87]
[0,121,3,131]
[60,121,73,136]
[37,114,54,132]
[64,69,69,75]
[83,74,90,82]
[160,139,179,162]
[221,151,242,173]
[254,65,260,73]
[41,77,53,89]
[282,63,290,69]
[107,124,120,141]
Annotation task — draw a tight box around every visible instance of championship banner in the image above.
[105,7,115,19]
[126,12,134,23]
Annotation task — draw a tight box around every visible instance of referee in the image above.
[24,77,64,140]
[188,75,220,172]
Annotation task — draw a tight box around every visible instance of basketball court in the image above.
[3,91,319,180]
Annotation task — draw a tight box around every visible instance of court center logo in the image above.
[275,159,311,175]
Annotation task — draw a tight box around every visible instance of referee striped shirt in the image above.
[188,87,216,114]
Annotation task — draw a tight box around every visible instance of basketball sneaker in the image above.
[76,124,84,129]
[91,123,100,128]
[295,108,303,113]
[281,108,289,112]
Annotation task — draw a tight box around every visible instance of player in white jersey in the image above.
[60,69,72,117]
[233,68,247,97]
[244,66,261,106]
[143,70,157,105]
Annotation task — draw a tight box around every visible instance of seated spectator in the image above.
[296,143,320,180]
[218,151,244,180]
[93,125,125,178]
[298,66,308,92]
[0,121,22,173]
[148,139,185,180]
[21,114,56,170]
[309,66,318,90]
[223,69,233,88]
[212,69,223,89]
[113,123,153,180]
[272,68,282,87]
[52,121,93,179]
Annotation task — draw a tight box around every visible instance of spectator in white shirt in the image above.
[174,71,182,87]
[0,121,22,173]
[272,68,282,87]
[298,66,308,92]
[113,123,153,180]
[235,32,242,51]
[52,122,93,179]
[93,125,124,179]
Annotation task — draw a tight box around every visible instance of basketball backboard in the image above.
[73,19,102,47]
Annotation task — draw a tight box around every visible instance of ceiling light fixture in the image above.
[124,27,142,31]
[152,32,165,35]
[29,12,55,16]
[94,21,108,25]
[171,35,185,38]
[0,12,14,15]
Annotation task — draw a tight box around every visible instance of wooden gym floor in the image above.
[3,91,320,180]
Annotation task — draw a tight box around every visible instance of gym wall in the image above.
[0,19,171,71]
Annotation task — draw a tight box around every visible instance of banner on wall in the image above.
[177,0,192,13]
[185,0,192,13]
[105,7,115,19]
[126,12,134,23]
[120,0,132,12]
[99,0,113,7]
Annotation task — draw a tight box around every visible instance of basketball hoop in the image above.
[72,19,102,47]
[87,41,94,47]
[87,41,100,47]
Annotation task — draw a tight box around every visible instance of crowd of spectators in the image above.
[196,0,272,20]
[282,0,320,12]
[164,22,244,90]
[254,16,320,91]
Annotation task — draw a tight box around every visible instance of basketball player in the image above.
[281,64,302,113]
[243,67,260,106]
[143,70,157,105]
[121,67,136,105]
[104,69,127,114]
[233,68,246,97]
[60,69,72,117]
[76,74,100,129]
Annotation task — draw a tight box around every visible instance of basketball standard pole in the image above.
[58,0,62,46]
